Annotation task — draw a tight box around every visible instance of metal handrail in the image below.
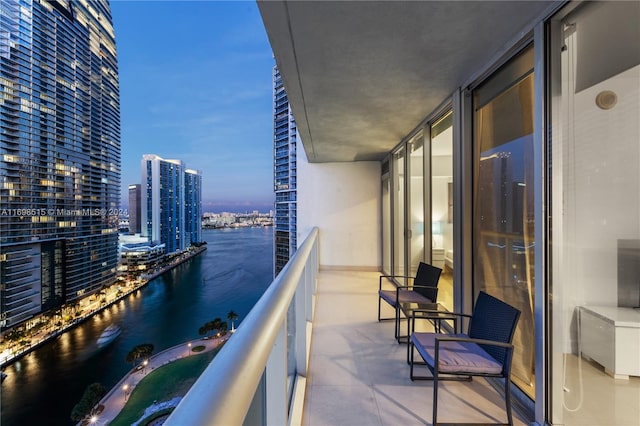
[166,227,319,425]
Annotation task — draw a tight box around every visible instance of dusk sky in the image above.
[111,1,275,213]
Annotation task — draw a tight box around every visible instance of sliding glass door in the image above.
[473,45,536,397]
[548,2,640,424]
[430,112,453,310]
[392,147,406,279]
[408,132,424,276]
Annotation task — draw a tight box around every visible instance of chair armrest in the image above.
[411,309,460,332]
[411,310,469,333]
[395,284,437,292]
[412,310,471,320]
[379,275,415,290]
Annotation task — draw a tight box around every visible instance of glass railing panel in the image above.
[165,228,318,425]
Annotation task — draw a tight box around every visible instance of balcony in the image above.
[167,229,529,425]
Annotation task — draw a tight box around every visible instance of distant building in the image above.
[0,0,120,329]
[273,66,298,276]
[185,169,202,245]
[120,242,166,278]
[128,184,142,234]
[141,155,202,254]
[141,155,185,254]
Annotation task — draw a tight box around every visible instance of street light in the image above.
[142,359,148,374]
[122,383,129,402]
[187,342,191,357]
[89,415,98,424]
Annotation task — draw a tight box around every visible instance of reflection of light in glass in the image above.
[487,242,507,249]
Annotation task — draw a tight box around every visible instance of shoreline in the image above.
[0,245,207,369]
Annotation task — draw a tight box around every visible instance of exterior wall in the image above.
[0,0,120,328]
[297,142,381,269]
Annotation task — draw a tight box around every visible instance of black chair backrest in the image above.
[413,262,442,302]
[468,291,521,366]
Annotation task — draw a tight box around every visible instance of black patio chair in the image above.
[378,262,442,340]
[409,291,521,426]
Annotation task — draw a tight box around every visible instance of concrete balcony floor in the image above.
[303,269,529,426]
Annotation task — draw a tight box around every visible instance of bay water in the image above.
[0,227,274,425]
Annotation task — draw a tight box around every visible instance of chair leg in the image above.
[505,377,513,426]
[433,369,439,426]
[377,296,381,321]
[409,340,415,381]
[394,304,400,341]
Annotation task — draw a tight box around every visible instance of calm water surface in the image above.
[0,227,273,425]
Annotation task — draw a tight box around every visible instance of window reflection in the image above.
[473,47,535,397]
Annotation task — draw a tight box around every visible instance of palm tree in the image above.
[125,343,154,367]
[227,310,238,332]
[211,318,222,338]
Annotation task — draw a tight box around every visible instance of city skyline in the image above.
[112,1,275,213]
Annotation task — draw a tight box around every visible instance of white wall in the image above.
[297,142,381,269]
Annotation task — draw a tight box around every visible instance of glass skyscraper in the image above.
[128,183,141,234]
[184,168,202,246]
[0,0,120,330]
[141,155,185,254]
[273,66,297,276]
[141,155,201,254]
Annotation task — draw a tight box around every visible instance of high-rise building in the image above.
[141,154,185,254]
[184,169,202,245]
[0,0,120,329]
[128,184,142,234]
[273,66,297,276]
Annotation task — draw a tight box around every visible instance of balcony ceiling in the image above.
[258,1,554,163]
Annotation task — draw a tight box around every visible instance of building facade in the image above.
[273,66,297,276]
[141,154,185,254]
[184,169,202,246]
[120,242,165,279]
[0,0,120,330]
[128,184,141,234]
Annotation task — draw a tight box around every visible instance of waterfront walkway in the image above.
[0,245,207,368]
[92,334,227,425]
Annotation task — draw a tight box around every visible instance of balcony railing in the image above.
[166,227,319,426]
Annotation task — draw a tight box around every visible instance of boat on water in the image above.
[97,324,121,346]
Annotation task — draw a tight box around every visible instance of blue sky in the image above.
[111,1,275,212]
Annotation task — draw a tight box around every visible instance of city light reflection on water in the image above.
[1,227,273,426]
